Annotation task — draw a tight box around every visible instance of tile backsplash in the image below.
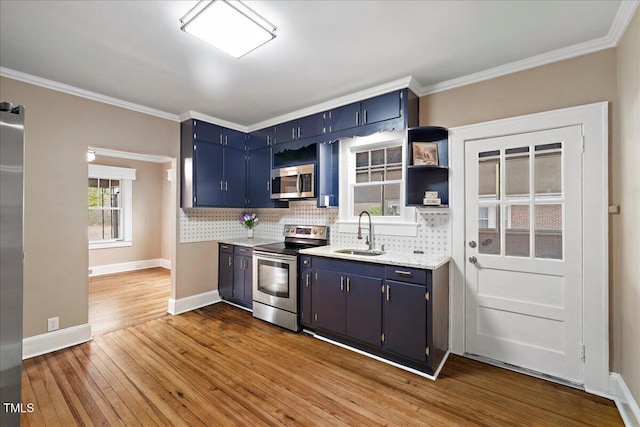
[180,200,449,256]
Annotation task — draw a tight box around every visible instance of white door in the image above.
[465,125,583,384]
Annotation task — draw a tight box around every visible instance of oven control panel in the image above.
[283,224,328,240]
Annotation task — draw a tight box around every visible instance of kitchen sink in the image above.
[334,249,385,256]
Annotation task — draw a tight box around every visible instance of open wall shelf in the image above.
[406,126,449,207]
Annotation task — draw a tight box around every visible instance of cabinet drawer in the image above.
[219,243,233,253]
[234,246,253,256]
[300,256,312,269]
[385,266,427,285]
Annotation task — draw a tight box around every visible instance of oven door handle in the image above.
[253,251,297,262]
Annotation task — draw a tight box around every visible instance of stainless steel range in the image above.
[252,225,328,331]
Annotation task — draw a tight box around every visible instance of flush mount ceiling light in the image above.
[180,0,277,59]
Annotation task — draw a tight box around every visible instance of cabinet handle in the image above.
[346,277,350,293]
[297,126,301,139]
[219,134,223,145]
[292,128,295,140]
[267,180,270,191]
[225,135,228,146]
[306,273,310,287]
[340,276,344,291]
[394,270,412,276]
[386,285,390,301]
[266,135,271,146]
[219,180,224,190]
[228,257,232,267]
[225,181,228,191]
[363,109,368,124]
[355,111,360,125]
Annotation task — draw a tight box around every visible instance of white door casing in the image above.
[449,102,609,395]
[464,126,583,384]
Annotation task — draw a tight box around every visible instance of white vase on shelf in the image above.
[247,228,254,238]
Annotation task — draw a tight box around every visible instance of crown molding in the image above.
[609,1,640,45]
[178,110,249,132]
[0,67,180,122]
[90,147,173,163]
[418,1,639,96]
[247,76,416,132]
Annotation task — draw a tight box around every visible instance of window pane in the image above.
[371,149,384,166]
[535,204,563,259]
[386,146,402,164]
[479,206,500,255]
[356,171,368,183]
[506,205,530,257]
[356,152,368,168]
[478,153,499,200]
[386,167,402,181]
[535,144,562,197]
[383,183,400,216]
[88,210,104,240]
[505,147,529,199]
[370,169,384,182]
[354,185,382,216]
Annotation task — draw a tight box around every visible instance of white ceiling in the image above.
[0,1,633,129]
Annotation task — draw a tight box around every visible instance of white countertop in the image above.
[218,238,280,248]
[299,245,450,270]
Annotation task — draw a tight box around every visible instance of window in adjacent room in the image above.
[88,164,135,249]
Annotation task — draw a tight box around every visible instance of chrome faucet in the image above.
[357,210,374,250]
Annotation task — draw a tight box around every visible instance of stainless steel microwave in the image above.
[271,164,315,200]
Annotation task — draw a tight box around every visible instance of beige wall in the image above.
[0,77,179,338]
[89,155,167,267]
[175,241,218,300]
[615,9,640,404]
[161,162,174,262]
[420,48,628,373]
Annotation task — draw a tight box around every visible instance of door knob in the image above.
[469,256,478,264]
[469,240,477,248]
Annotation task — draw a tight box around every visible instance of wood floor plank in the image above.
[21,269,622,426]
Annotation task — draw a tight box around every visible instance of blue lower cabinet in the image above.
[310,256,449,376]
[383,280,427,361]
[218,244,234,300]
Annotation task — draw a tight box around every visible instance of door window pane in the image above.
[506,205,530,257]
[478,205,500,255]
[535,204,563,259]
[478,151,500,201]
[535,143,562,197]
[505,147,529,199]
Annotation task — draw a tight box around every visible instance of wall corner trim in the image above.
[167,290,221,315]
[22,323,92,359]
[609,372,640,427]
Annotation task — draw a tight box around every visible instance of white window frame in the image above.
[338,130,417,237]
[88,164,136,250]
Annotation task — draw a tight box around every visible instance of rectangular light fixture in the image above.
[180,0,276,59]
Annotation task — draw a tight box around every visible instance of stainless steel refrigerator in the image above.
[0,102,25,427]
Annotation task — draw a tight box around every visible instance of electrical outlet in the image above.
[47,317,59,332]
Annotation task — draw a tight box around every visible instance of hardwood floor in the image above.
[89,267,171,336]
[22,303,622,426]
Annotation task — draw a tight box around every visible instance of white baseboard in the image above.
[167,290,221,315]
[610,373,640,427]
[89,258,171,277]
[23,323,92,359]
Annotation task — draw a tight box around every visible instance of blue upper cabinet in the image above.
[247,127,273,150]
[273,112,325,144]
[223,128,246,150]
[247,146,272,208]
[193,139,224,207]
[326,89,418,138]
[193,119,246,149]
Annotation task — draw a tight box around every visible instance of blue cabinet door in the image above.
[298,113,324,139]
[193,120,222,144]
[224,128,246,150]
[383,280,427,361]
[247,146,271,208]
[300,269,313,327]
[248,128,272,150]
[223,148,247,207]
[346,274,382,346]
[219,251,234,299]
[327,102,361,133]
[273,119,297,144]
[315,269,346,335]
[194,140,223,206]
[361,91,401,125]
